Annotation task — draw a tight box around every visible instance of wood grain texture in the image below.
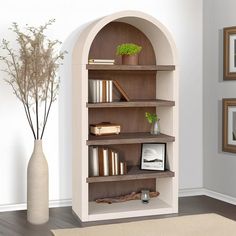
[87,166,174,183]
[87,99,175,108]
[89,107,155,133]
[89,179,156,201]
[88,70,156,100]
[88,22,156,65]
[87,132,175,145]
[87,64,175,71]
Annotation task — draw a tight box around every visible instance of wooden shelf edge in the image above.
[87,168,175,183]
[87,99,175,108]
[87,132,175,145]
[86,64,175,71]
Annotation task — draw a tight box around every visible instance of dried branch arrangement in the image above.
[95,191,160,204]
[0,20,66,139]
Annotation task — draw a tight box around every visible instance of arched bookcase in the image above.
[71,11,178,222]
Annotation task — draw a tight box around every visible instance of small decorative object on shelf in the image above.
[141,143,166,171]
[95,191,159,204]
[116,43,142,65]
[0,20,66,225]
[88,59,115,65]
[141,189,150,204]
[145,112,160,135]
[90,122,121,135]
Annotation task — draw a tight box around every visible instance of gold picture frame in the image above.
[224,27,236,80]
[222,98,236,153]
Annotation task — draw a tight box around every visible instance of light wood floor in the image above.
[0,196,236,236]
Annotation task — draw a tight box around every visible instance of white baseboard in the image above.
[179,188,205,197]
[179,188,236,205]
[0,199,72,212]
[204,189,236,205]
[1,188,236,212]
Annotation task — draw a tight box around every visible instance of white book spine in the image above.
[109,80,113,102]
[103,149,109,176]
[111,151,115,175]
[114,152,119,175]
[99,80,103,102]
[89,147,99,176]
[120,162,124,175]
[96,80,99,103]
[106,80,109,102]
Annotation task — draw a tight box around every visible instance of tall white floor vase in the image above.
[27,139,49,224]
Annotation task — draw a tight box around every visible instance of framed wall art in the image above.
[140,143,166,171]
[224,27,236,80]
[222,98,236,153]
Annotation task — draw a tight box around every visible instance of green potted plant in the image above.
[0,20,66,224]
[145,112,160,135]
[116,43,142,65]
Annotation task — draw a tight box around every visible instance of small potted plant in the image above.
[145,112,160,135]
[116,43,142,65]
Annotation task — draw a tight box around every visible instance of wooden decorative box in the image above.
[90,122,121,135]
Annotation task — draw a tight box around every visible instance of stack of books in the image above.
[88,79,130,103]
[89,146,127,177]
[89,79,113,103]
[88,59,115,65]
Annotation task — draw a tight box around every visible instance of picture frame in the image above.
[224,27,236,80]
[140,143,166,171]
[222,98,236,153]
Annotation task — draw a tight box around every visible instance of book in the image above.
[102,80,106,102]
[90,122,121,135]
[88,62,114,65]
[96,80,100,103]
[99,80,103,102]
[109,150,115,176]
[108,80,113,102]
[88,80,96,103]
[89,59,115,64]
[114,152,119,175]
[119,161,127,175]
[98,148,109,176]
[119,162,124,175]
[89,146,99,176]
[113,80,130,102]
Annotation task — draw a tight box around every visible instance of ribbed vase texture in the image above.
[27,139,49,224]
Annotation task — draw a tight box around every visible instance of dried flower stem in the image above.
[0,20,66,140]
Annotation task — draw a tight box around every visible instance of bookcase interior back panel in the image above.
[89,107,155,133]
[88,71,156,100]
[89,179,156,201]
[89,22,156,65]
[93,144,142,166]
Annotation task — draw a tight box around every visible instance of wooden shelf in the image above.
[88,197,173,221]
[86,64,175,71]
[87,132,175,145]
[87,99,175,108]
[87,166,174,183]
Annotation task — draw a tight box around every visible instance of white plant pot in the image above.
[27,139,49,224]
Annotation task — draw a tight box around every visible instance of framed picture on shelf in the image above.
[224,27,236,80]
[141,143,166,171]
[223,98,236,153]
